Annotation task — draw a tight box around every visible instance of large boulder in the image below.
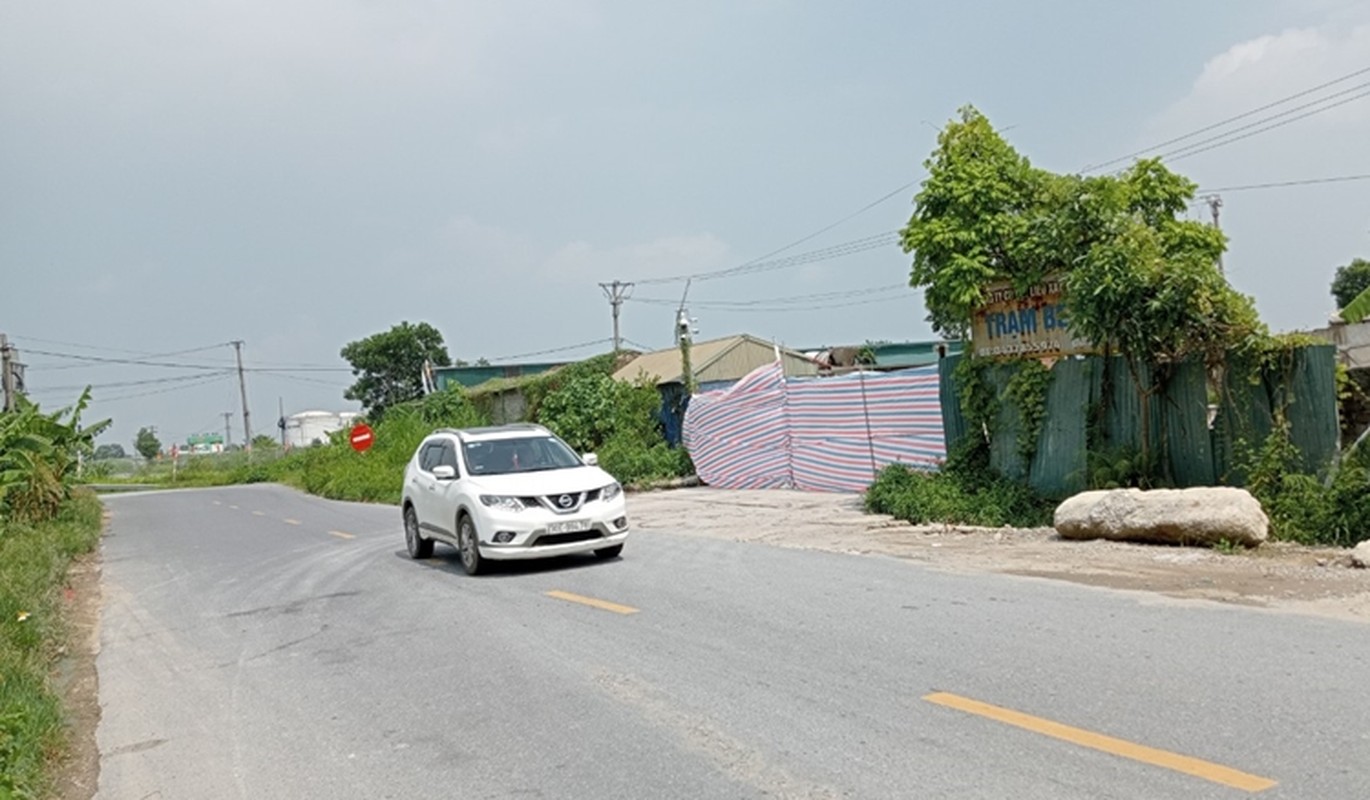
[1351,540,1370,569]
[1054,487,1269,547]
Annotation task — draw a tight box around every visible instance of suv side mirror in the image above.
[432,465,457,480]
[582,453,599,466]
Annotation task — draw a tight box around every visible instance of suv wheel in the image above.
[458,514,484,576]
[404,505,433,559]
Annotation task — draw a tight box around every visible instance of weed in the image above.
[865,443,1053,528]
[0,492,103,799]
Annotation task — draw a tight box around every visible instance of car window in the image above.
[418,442,443,472]
[464,436,581,476]
[438,441,460,475]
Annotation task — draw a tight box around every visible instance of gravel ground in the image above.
[628,487,1370,623]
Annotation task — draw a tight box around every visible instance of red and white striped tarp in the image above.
[682,361,945,493]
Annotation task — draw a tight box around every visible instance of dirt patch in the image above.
[52,517,104,800]
[629,487,1370,623]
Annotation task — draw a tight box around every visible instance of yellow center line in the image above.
[229,505,239,510]
[328,530,356,540]
[544,590,639,616]
[283,518,302,526]
[922,693,1276,793]
[252,511,265,516]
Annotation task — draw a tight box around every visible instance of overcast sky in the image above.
[4,0,1369,450]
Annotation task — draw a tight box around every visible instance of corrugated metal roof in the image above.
[433,361,569,390]
[613,334,818,385]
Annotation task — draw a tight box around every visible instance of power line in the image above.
[22,349,238,371]
[22,348,351,373]
[21,342,238,371]
[10,335,233,359]
[482,338,615,362]
[1161,89,1370,164]
[635,232,899,287]
[27,371,235,394]
[638,292,910,315]
[632,177,915,287]
[1195,174,1370,194]
[1082,64,1370,172]
[252,372,354,390]
[631,284,908,308]
[1158,85,1370,164]
[703,294,912,314]
[94,374,234,403]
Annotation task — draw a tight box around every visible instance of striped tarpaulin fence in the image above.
[682,361,945,493]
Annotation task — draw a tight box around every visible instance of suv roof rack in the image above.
[432,423,550,439]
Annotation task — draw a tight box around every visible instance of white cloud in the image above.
[1148,23,1370,152]
[1133,19,1370,333]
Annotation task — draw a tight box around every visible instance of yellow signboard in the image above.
[970,276,1095,359]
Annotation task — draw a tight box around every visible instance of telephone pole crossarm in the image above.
[599,281,634,353]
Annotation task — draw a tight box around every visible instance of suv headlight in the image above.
[479,495,526,512]
[601,482,622,502]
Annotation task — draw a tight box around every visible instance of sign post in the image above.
[349,423,375,453]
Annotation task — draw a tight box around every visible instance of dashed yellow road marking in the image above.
[923,692,1277,793]
[545,590,639,616]
[252,511,265,516]
[328,530,356,540]
[229,505,239,510]
[283,519,302,526]
[212,500,222,506]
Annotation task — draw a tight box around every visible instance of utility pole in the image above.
[222,412,233,449]
[1204,194,1224,276]
[0,333,15,412]
[231,340,253,451]
[599,281,633,353]
[278,397,286,448]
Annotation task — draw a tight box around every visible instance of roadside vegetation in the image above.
[874,106,1370,546]
[88,351,694,505]
[1,393,107,799]
[865,445,1053,528]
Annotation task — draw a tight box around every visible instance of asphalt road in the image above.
[95,484,1370,799]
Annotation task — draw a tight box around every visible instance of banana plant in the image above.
[0,388,110,523]
[1340,285,1370,325]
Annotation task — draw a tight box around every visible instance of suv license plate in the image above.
[547,519,591,534]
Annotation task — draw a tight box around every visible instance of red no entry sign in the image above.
[349,423,375,453]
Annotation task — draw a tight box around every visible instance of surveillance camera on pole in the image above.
[675,308,692,344]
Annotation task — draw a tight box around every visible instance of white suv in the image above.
[400,423,629,575]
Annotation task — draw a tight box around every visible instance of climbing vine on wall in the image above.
[1004,359,1053,464]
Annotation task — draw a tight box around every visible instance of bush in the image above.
[865,445,1053,528]
[599,436,695,487]
[1252,440,1370,547]
[535,368,693,486]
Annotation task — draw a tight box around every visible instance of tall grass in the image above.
[0,492,103,799]
[145,355,696,504]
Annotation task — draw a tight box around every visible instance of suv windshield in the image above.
[463,436,583,476]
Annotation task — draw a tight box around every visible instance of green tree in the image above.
[134,427,161,460]
[341,321,451,418]
[251,434,279,450]
[1332,258,1370,317]
[900,106,1046,338]
[902,106,1267,472]
[902,106,1263,364]
[94,443,127,460]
